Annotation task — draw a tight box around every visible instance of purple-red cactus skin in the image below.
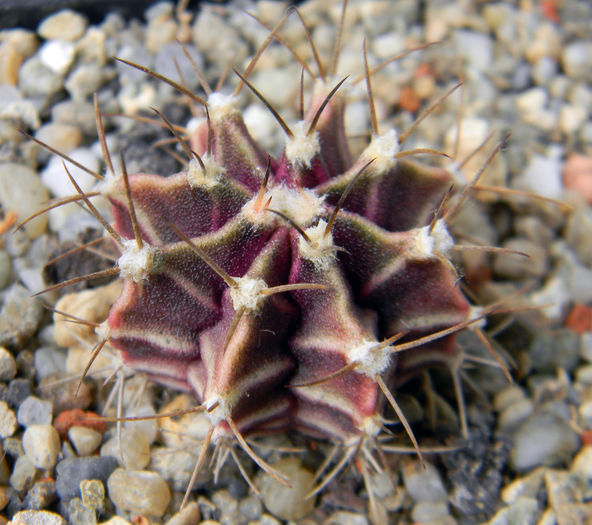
[98,79,474,449]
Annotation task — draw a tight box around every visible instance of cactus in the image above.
[22,1,533,515]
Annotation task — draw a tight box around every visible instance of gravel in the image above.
[0,0,591,523]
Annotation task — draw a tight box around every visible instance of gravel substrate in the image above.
[1,0,592,524]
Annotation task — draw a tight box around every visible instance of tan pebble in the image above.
[35,123,82,154]
[54,280,122,348]
[165,501,200,525]
[98,517,132,525]
[0,43,22,85]
[68,425,102,456]
[146,19,178,54]
[256,457,315,520]
[38,9,88,41]
[0,401,17,438]
[563,154,592,204]
[1,29,38,58]
[107,468,171,517]
[0,163,49,239]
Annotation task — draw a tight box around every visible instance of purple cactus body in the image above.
[101,82,471,446]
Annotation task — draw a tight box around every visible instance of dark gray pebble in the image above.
[3,378,33,408]
[55,456,118,501]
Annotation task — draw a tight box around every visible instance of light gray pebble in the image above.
[34,346,67,379]
[411,501,450,522]
[51,100,97,136]
[65,63,109,101]
[576,365,592,386]
[532,56,558,86]
[566,206,592,266]
[561,41,592,81]
[69,426,102,456]
[150,447,207,491]
[165,501,200,525]
[239,494,262,521]
[18,56,64,98]
[256,457,315,521]
[529,329,580,373]
[324,511,368,525]
[100,427,150,469]
[498,398,535,433]
[38,9,88,41]
[115,44,153,84]
[368,470,395,499]
[0,283,43,348]
[517,153,563,200]
[514,215,554,246]
[9,510,66,525]
[5,228,30,257]
[10,454,37,491]
[107,468,171,517]
[213,489,238,517]
[153,42,204,91]
[488,496,541,525]
[511,411,580,471]
[23,424,61,469]
[17,396,53,427]
[0,251,11,290]
[402,461,447,503]
[454,29,493,71]
[493,237,548,279]
[494,386,527,413]
[0,346,16,380]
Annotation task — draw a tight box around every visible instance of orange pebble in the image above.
[53,408,107,437]
[581,430,592,446]
[399,86,421,113]
[563,154,592,204]
[565,303,592,334]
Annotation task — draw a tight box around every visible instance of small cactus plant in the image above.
[22,0,539,517]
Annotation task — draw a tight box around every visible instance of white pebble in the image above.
[69,426,102,456]
[517,154,563,200]
[454,29,493,71]
[40,147,100,199]
[23,424,61,469]
[39,40,76,75]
